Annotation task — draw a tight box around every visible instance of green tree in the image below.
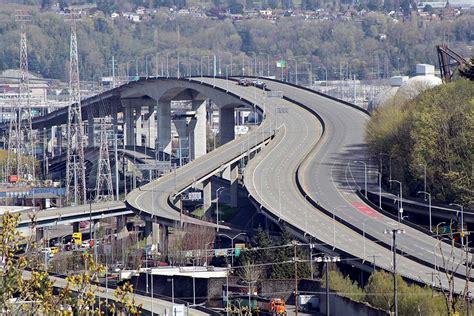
[0,212,142,314]
[270,228,311,279]
[366,80,474,208]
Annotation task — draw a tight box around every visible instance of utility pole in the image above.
[384,229,405,316]
[65,14,87,205]
[315,255,341,316]
[95,118,114,201]
[293,241,299,316]
[7,12,35,182]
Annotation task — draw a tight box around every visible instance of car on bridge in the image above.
[251,79,267,89]
[238,78,251,86]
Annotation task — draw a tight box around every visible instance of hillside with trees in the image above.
[365,79,474,207]
[0,4,472,82]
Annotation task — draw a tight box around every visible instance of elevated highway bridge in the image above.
[11,76,471,293]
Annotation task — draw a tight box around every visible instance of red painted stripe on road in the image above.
[351,201,381,218]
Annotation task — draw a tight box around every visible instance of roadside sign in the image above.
[136,162,171,171]
[184,192,202,201]
[276,60,286,68]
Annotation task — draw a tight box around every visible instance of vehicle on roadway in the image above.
[237,78,251,86]
[227,296,287,315]
[251,79,267,89]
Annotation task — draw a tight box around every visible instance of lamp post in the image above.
[436,222,446,235]
[302,62,313,85]
[383,229,405,316]
[242,280,257,313]
[354,160,367,198]
[369,170,382,209]
[417,191,432,232]
[315,256,341,316]
[450,203,464,246]
[200,56,209,78]
[222,52,233,76]
[259,53,271,77]
[218,232,247,267]
[216,187,225,232]
[389,180,403,222]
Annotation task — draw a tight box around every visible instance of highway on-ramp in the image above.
[121,77,469,291]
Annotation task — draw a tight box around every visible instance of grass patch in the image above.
[219,206,238,221]
[191,207,206,218]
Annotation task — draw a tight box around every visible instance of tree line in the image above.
[0,4,472,82]
[366,79,473,208]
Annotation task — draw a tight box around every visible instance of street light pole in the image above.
[216,187,225,232]
[315,256,341,316]
[389,180,403,222]
[384,229,405,316]
[418,191,432,232]
[218,232,247,267]
[450,203,464,246]
[354,160,367,198]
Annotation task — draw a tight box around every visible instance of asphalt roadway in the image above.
[126,77,470,291]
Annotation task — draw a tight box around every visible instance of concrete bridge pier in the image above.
[56,125,63,157]
[146,106,156,149]
[87,109,96,147]
[123,100,134,146]
[219,107,235,145]
[229,162,239,208]
[72,222,80,233]
[116,215,126,232]
[203,178,212,214]
[135,105,143,146]
[156,101,172,156]
[36,227,44,243]
[174,118,189,165]
[189,99,207,160]
[144,220,160,246]
[159,224,169,256]
[48,126,56,157]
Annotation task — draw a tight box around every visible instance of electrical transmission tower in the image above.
[95,117,114,202]
[65,15,87,205]
[7,12,35,181]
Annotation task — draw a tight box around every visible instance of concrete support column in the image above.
[42,127,48,156]
[56,125,63,157]
[116,215,126,232]
[48,126,56,157]
[87,109,95,147]
[159,224,169,256]
[189,100,207,160]
[124,105,134,146]
[157,101,171,155]
[174,119,188,165]
[203,178,212,213]
[230,162,238,208]
[219,107,235,145]
[36,227,44,243]
[146,106,156,149]
[111,103,118,137]
[144,220,160,246]
[72,222,80,233]
[135,106,143,146]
